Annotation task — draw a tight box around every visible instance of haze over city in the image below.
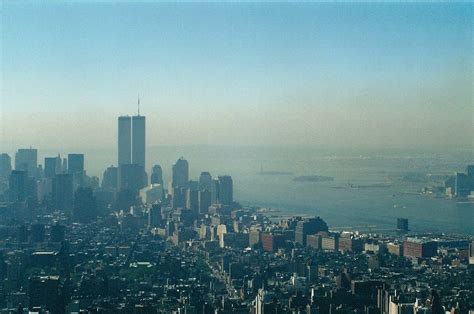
[1,2,474,313]
[1,2,472,151]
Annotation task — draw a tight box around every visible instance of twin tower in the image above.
[117,111,146,193]
[118,114,146,170]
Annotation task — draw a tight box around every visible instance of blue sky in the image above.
[1,2,472,150]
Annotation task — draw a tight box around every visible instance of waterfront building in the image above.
[397,218,409,232]
[403,238,438,258]
[295,217,328,246]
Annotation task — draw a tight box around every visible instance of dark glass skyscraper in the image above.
[102,165,118,189]
[52,173,74,211]
[68,154,84,175]
[8,170,28,202]
[199,172,213,191]
[119,163,145,195]
[151,165,163,185]
[172,158,189,188]
[217,175,233,205]
[44,156,61,179]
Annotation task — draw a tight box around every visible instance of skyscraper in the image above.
[172,157,189,188]
[119,163,145,195]
[44,156,61,179]
[199,171,213,191]
[295,217,328,246]
[151,165,163,185]
[186,187,199,214]
[211,178,220,204]
[68,154,84,175]
[61,157,68,174]
[8,170,28,202]
[102,165,118,190]
[199,189,212,214]
[0,153,12,179]
[132,115,145,170]
[68,153,85,188]
[52,173,74,211]
[217,175,233,205]
[118,101,146,188]
[118,116,132,167]
[73,187,97,223]
[15,148,37,177]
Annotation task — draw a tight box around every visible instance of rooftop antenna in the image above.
[137,94,140,116]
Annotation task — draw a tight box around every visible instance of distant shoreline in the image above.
[293,175,334,182]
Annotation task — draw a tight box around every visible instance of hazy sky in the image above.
[1,2,472,151]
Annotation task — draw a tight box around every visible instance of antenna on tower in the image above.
[137,94,140,116]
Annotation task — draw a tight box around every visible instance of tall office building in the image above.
[397,218,409,232]
[73,187,97,223]
[102,166,118,189]
[151,165,163,185]
[52,174,74,211]
[68,153,85,188]
[172,158,189,188]
[218,175,233,205]
[172,187,186,209]
[199,189,212,214]
[68,154,84,175]
[148,203,162,228]
[61,157,68,174]
[186,188,199,214]
[211,178,220,204]
[118,101,146,191]
[132,115,145,169]
[118,116,132,167]
[0,153,12,179]
[295,217,329,246]
[199,172,213,191]
[8,170,28,202]
[454,172,470,198]
[469,240,474,265]
[44,156,61,179]
[119,164,145,195]
[15,148,37,177]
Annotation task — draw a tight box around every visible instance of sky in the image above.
[1,2,472,152]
